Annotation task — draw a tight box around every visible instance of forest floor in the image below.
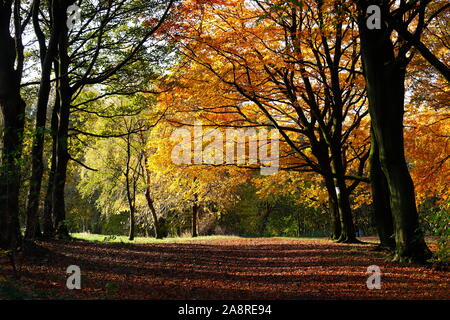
[0,236,448,300]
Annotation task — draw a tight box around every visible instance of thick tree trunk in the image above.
[369,128,395,250]
[25,0,59,239]
[333,176,357,243]
[358,6,431,262]
[34,219,43,238]
[324,177,341,240]
[42,89,60,238]
[0,3,26,250]
[52,3,72,238]
[329,63,358,244]
[329,200,341,240]
[314,142,355,242]
[331,146,357,243]
[52,96,70,237]
[0,96,25,250]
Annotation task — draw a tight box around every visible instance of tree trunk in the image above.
[358,6,431,262]
[0,96,25,250]
[52,2,72,238]
[296,211,302,237]
[145,187,162,239]
[25,0,59,239]
[52,94,70,238]
[334,180,357,243]
[192,201,199,238]
[129,208,135,241]
[314,143,352,241]
[328,65,358,244]
[0,3,26,250]
[331,158,357,243]
[124,125,136,241]
[143,151,162,239]
[42,87,60,238]
[328,196,341,240]
[369,128,395,250]
[258,202,272,236]
[35,218,43,238]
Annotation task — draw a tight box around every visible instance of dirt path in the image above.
[1,238,449,299]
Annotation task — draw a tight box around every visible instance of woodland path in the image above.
[1,237,448,299]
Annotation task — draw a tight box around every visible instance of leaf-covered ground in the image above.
[1,237,448,299]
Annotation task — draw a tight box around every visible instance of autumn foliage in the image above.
[0,0,449,301]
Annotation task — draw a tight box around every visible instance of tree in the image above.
[25,0,62,239]
[0,0,29,249]
[160,0,371,242]
[146,120,247,237]
[28,0,175,238]
[78,111,147,240]
[354,0,447,261]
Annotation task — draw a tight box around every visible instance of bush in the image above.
[421,202,450,265]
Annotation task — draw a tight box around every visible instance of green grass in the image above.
[71,233,242,244]
[71,233,361,244]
